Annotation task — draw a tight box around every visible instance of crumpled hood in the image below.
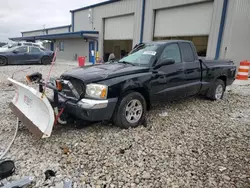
[61,63,150,83]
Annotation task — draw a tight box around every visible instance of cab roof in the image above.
[146,40,191,45]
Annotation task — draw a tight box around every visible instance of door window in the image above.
[30,47,41,53]
[179,43,195,62]
[15,46,28,53]
[159,43,181,63]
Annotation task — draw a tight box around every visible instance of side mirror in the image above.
[13,50,18,54]
[154,58,175,69]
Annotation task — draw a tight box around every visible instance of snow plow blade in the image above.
[8,78,55,138]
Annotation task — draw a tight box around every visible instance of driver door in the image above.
[10,46,28,64]
[150,43,186,102]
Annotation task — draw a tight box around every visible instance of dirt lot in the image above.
[0,64,249,188]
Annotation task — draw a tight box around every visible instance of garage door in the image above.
[104,14,134,40]
[154,2,213,37]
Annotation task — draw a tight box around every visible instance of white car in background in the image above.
[0,42,45,52]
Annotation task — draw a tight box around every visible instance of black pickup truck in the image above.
[30,40,237,129]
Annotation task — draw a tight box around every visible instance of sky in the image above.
[0,0,106,42]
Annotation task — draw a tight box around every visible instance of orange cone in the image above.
[236,61,250,80]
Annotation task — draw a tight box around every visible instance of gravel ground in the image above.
[0,64,249,188]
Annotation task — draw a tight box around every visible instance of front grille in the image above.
[68,78,85,96]
[61,78,85,98]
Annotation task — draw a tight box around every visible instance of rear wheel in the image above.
[113,92,146,129]
[207,79,226,100]
[41,56,51,65]
[0,57,7,66]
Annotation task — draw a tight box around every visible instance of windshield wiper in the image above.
[119,61,135,66]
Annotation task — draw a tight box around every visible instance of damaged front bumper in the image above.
[8,77,117,138]
[55,96,117,122]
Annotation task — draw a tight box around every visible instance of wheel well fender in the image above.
[217,75,227,86]
[120,87,151,110]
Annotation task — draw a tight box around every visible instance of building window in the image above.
[59,41,64,51]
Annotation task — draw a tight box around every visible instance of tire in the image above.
[206,79,226,100]
[41,56,51,65]
[113,92,146,129]
[0,56,7,66]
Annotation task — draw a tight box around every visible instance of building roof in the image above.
[70,0,121,13]
[21,25,71,34]
[9,31,99,41]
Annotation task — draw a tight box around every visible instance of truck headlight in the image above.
[85,84,108,99]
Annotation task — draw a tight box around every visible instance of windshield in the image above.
[119,44,159,66]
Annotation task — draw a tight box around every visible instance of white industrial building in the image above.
[10,0,250,66]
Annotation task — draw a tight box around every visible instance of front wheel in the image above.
[41,56,52,65]
[113,92,146,129]
[207,79,226,100]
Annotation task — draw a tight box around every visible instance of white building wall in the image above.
[22,26,71,37]
[206,0,224,58]
[20,0,250,65]
[219,0,250,67]
[55,38,89,61]
[22,30,45,37]
[73,0,142,56]
[48,27,69,35]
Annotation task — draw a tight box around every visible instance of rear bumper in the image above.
[57,96,118,122]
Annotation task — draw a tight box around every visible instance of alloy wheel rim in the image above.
[215,85,223,99]
[125,99,143,124]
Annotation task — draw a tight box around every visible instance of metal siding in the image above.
[74,0,142,56]
[154,2,213,37]
[74,9,93,31]
[219,0,250,67]
[206,0,223,58]
[143,0,212,42]
[48,27,69,35]
[104,14,134,40]
[22,30,45,37]
[55,39,89,61]
[220,0,237,58]
[70,0,121,12]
